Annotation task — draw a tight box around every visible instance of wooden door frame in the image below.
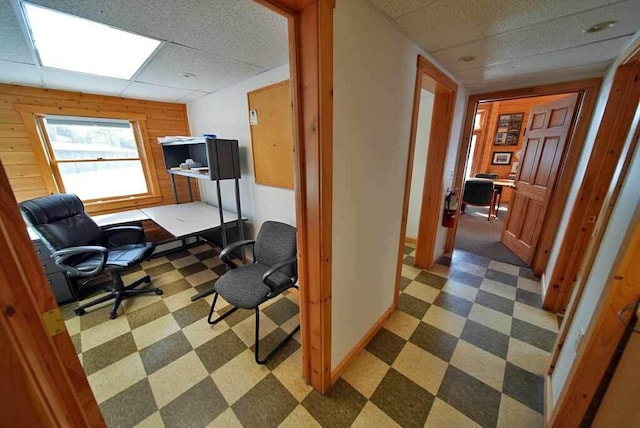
[2,3,335,425]
[445,78,602,276]
[543,59,640,313]
[547,211,640,427]
[396,55,458,280]
[395,55,458,303]
[545,55,640,426]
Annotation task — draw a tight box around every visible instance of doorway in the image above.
[445,78,602,276]
[454,93,579,267]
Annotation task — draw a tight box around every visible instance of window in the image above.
[40,116,150,201]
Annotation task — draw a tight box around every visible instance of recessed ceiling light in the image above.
[585,21,617,33]
[458,55,475,63]
[178,72,196,78]
[22,2,160,80]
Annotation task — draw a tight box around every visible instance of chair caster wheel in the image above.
[74,308,86,316]
[144,276,151,283]
[109,312,117,319]
[155,289,163,296]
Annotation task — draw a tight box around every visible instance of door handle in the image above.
[618,301,640,334]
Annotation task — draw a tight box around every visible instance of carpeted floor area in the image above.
[454,204,528,267]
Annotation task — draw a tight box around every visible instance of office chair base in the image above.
[74,274,161,319]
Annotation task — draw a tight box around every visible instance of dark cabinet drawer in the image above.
[46,272,74,304]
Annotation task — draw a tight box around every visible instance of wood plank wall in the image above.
[0,84,197,211]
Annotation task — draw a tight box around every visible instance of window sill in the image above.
[85,195,163,215]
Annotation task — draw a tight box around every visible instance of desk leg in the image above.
[170,174,179,204]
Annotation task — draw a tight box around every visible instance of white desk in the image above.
[92,209,149,227]
[139,202,245,239]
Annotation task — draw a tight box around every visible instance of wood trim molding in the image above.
[547,83,640,378]
[13,104,148,121]
[0,159,104,426]
[444,78,602,270]
[330,305,396,384]
[415,88,456,268]
[543,62,640,313]
[395,55,458,305]
[259,0,334,393]
[548,213,640,427]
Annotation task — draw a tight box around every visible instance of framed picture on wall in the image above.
[491,151,512,165]
[494,112,524,146]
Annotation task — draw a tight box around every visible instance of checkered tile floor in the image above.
[62,243,556,427]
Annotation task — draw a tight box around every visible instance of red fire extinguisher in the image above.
[442,189,458,228]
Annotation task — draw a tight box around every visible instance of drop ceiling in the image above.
[0,0,288,102]
[364,0,640,93]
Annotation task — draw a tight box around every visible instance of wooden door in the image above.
[0,159,104,426]
[501,93,578,264]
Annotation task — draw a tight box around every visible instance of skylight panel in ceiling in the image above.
[22,2,161,80]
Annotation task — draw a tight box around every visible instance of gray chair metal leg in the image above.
[254,307,301,365]
[207,292,239,324]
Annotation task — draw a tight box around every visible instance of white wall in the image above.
[406,89,434,239]
[331,0,468,370]
[186,64,295,237]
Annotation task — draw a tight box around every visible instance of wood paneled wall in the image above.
[0,84,197,212]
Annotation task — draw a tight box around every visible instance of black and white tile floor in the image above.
[62,242,556,427]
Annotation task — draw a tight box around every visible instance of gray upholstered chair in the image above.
[461,178,495,221]
[207,221,299,364]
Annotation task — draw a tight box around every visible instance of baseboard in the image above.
[330,304,396,385]
[405,236,417,246]
[544,373,553,423]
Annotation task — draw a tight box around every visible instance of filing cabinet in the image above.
[32,239,75,304]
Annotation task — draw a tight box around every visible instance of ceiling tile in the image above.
[134,43,265,92]
[40,67,129,95]
[364,0,436,20]
[393,0,620,51]
[29,0,288,68]
[0,0,36,64]
[433,0,640,72]
[177,91,208,103]
[466,61,611,93]
[120,82,194,103]
[0,60,42,86]
[454,36,629,85]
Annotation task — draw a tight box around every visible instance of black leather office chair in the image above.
[208,221,299,364]
[461,178,495,221]
[20,194,162,319]
[475,173,503,213]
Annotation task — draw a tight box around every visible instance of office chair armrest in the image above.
[220,240,255,269]
[263,257,297,294]
[52,246,108,277]
[103,225,145,244]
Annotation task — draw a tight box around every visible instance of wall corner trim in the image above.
[330,304,396,385]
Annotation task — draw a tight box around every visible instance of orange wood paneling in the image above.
[0,84,196,213]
